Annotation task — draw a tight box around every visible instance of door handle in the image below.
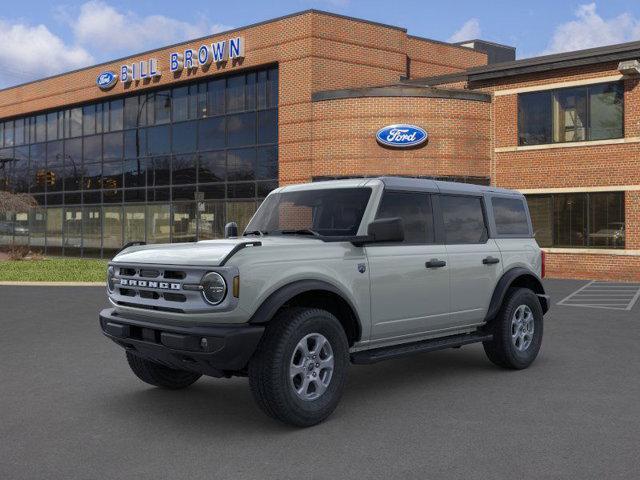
[482,256,500,265]
[426,259,446,268]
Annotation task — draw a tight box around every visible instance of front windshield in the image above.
[245,187,372,237]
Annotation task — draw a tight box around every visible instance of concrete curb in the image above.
[0,281,104,286]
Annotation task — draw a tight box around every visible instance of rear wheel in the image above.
[483,288,543,369]
[126,351,202,389]
[248,307,349,427]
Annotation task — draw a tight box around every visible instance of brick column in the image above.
[625,190,640,249]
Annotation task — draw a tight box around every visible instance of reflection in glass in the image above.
[124,205,145,244]
[172,202,197,242]
[103,206,122,254]
[46,207,63,255]
[146,204,170,243]
[228,148,256,181]
[526,196,553,247]
[29,208,46,250]
[198,151,225,183]
[198,201,225,240]
[83,206,102,255]
[199,116,225,151]
[147,125,171,155]
[172,154,197,185]
[227,112,256,147]
[172,121,197,153]
[226,201,256,234]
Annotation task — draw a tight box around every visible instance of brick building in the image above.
[0,10,638,280]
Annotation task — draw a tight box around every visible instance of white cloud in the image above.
[448,18,481,43]
[71,1,232,55]
[0,1,234,88]
[0,20,93,88]
[542,3,640,54]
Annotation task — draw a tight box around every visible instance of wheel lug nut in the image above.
[316,363,319,367]
[312,372,317,377]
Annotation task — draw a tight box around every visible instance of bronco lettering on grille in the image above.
[119,279,181,290]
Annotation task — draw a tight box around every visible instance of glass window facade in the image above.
[0,66,278,256]
[526,192,625,248]
[518,82,623,145]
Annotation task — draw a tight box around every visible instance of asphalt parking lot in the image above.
[1,279,639,480]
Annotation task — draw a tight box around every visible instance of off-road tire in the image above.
[126,351,202,389]
[482,287,543,369]
[248,307,349,427]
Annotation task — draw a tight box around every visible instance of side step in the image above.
[350,332,493,365]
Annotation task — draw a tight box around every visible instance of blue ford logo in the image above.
[376,124,428,148]
[96,71,118,90]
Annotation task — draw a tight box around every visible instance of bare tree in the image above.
[0,191,37,214]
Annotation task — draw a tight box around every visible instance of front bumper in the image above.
[99,308,264,377]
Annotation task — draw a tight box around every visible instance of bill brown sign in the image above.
[97,36,245,89]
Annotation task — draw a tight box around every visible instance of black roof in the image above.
[466,40,640,81]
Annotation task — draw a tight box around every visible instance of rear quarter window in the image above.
[492,197,530,236]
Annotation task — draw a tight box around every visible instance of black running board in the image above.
[350,332,493,365]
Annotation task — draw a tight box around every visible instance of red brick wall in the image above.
[545,252,640,282]
[308,96,490,181]
[626,191,640,250]
[406,37,487,79]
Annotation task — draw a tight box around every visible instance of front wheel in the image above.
[248,307,349,427]
[483,288,544,369]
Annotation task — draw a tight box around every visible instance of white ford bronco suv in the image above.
[100,177,549,426]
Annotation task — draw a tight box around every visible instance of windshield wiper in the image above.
[243,230,267,236]
[274,229,321,237]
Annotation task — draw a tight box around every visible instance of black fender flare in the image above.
[485,267,549,322]
[248,279,362,340]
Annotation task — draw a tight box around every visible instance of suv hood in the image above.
[111,237,323,266]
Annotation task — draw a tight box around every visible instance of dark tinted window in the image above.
[441,195,487,244]
[526,192,624,249]
[518,91,551,145]
[375,191,434,244]
[492,197,530,235]
[519,82,623,145]
[198,117,225,150]
[172,120,197,153]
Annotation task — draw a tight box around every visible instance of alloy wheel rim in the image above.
[289,333,334,401]
[511,304,534,352]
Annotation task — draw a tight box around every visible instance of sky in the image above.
[1,0,640,88]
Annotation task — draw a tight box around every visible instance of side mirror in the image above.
[367,217,404,243]
[224,222,238,238]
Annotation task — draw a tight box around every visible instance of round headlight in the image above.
[201,272,227,305]
[107,266,116,293]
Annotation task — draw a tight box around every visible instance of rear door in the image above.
[366,190,451,342]
[440,195,503,327]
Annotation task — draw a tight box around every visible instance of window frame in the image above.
[517,81,624,146]
[373,189,438,245]
[525,191,625,249]
[487,194,534,239]
[439,194,490,245]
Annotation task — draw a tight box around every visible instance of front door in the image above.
[366,191,451,342]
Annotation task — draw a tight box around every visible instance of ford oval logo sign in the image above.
[96,71,118,90]
[376,124,428,148]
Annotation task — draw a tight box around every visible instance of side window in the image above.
[441,195,487,244]
[375,191,434,244]
[492,197,530,236]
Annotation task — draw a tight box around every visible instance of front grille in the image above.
[109,263,238,314]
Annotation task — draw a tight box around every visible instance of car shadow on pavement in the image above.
[99,346,501,432]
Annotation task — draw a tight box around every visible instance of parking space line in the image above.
[626,287,640,311]
[557,281,640,311]
[557,281,594,306]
